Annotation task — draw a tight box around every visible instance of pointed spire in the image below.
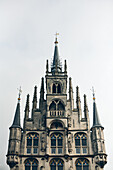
[76,86,82,122]
[39,77,44,109]
[46,59,49,73]
[11,87,22,128]
[32,86,37,110]
[64,60,67,73]
[69,77,73,100]
[92,88,102,127]
[24,94,30,119]
[40,77,44,99]
[84,94,89,119]
[51,33,62,73]
[76,86,81,109]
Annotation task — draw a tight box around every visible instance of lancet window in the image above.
[25,159,38,170]
[51,133,63,154]
[50,159,64,170]
[26,133,39,154]
[75,159,89,170]
[75,133,87,154]
[52,83,61,93]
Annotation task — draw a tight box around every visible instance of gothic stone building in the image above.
[6,38,107,170]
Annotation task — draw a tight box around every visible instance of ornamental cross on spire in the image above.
[17,86,22,102]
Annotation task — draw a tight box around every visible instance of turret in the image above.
[39,77,44,110]
[76,86,82,122]
[6,88,22,168]
[91,90,107,169]
[84,94,90,128]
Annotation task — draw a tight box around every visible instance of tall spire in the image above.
[39,77,44,109]
[76,86,82,122]
[40,77,44,99]
[32,86,37,110]
[51,33,62,73]
[11,87,22,128]
[69,77,73,100]
[92,88,102,127]
[24,94,30,119]
[84,94,89,120]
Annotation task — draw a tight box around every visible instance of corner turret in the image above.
[91,89,107,169]
[6,88,22,169]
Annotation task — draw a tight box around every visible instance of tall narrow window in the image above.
[25,159,31,170]
[53,84,56,93]
[52,83,61,94]
[51,135,56,154]
[50,159,64,170]
[76,159,82,170]
[50,160,56,170]
[76,159,89,170]
[32,160,38,170]
[57,135,63,154]
[75,133,87,154]
[57,84,61,93]
[51,134,63,154]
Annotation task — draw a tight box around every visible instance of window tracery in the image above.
[51,133,63,154]
[52,83,61,94]
[75,158,89,170]
[25,159,38,170]
[75,133,87,154]
[50,159,64,170]
[49,100,65,117]
[26,133,39,154]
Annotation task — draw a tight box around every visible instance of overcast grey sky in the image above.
[0,0,113,169]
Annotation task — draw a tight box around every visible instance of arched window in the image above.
[75,133,87,154]
[25,159,38,170]
[76,159,89,170]
[26,133,39,154]
[50,122,63,129]
[49,100,65,117]
[52,83,61,94]
[50,159,64,170]
[51,133,63,154]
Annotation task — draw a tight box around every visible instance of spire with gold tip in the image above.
[51,33,62,73]
[92,87,102,127]
[11,87,22,128]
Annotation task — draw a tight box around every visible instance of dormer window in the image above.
[52,83,61,93]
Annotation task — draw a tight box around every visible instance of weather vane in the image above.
[54,32,59,44]
[17,86,22,102]
[91,86,95,101]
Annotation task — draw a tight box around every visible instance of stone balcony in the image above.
[49,110,65,117]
